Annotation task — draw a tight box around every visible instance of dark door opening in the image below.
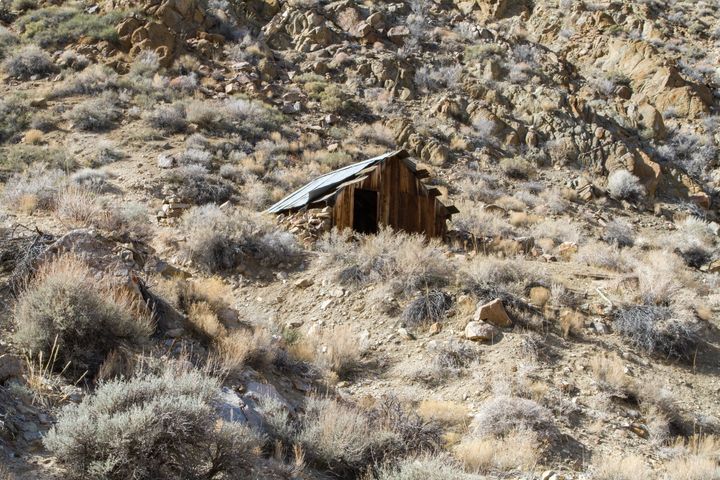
[353,189,379,234]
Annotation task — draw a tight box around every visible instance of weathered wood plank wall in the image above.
[331,156,448,237]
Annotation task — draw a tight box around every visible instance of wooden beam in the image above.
[415,169,430,179]
[445,205,460,215]
[427,188,442,197]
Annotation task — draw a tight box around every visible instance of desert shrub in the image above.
[17,6,125,48]
[377,455,484,480]
[369,396,443,456]
[13,256,151,377]
[163,166,234,205]
[402,290,450,327]
[632,252,686,306]
[464,258,523,290]
[577,241,631,272]
[65,94,120,131]
[178,148,212,167]
[500,157,533,179]
[128,50,160,78]
[145,103,187,133]
[298,397,397,475]
[93,140,124,166]
[57,50,90,70]
[70,168,108,191]
[414,64,462,92]
[657,131,718,181]
[51,64,118,98]
[404,340,477,385]
[30,111,58,132]
[185,98,283,139]
[0,25,19,58]
[2,45,55,78]
[180,204,301,272]
[471,396,556,440]
[530,218,582,244]
[607,170,645,202]
[44,366,261,479]
[613,305,700,360]
[318,228,453,297]
[2,144,75,172]
[2,166,66,212]
[603,218,635,247]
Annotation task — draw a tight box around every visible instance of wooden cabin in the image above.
[267,150,458,238]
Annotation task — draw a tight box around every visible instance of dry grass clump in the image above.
[318,227,453,297]
[589,353,630,391]
[592,454,652,479]
[13,256,151,378]
[300,324,362,379]
[454,428,540,474]
[54,187,104,226]
[416,400,469,429]
[180,204,301,272]
[44,365,261,479]
[661,436,720,480]
[216,327,276,371]
[376,455,485,480]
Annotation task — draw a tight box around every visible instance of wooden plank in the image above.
[445,205,460,215]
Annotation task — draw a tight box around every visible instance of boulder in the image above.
[473,298,512,327]
[387,25,410,45]
[464,321,499,341]
[0,354,23,383]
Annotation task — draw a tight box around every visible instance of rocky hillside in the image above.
[0,0,719,478]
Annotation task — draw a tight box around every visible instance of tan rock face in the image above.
[633,151,661,199]
[599,39,710,118]
[473,298,513,328]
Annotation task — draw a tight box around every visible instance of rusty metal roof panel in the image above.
[266,150,406,213]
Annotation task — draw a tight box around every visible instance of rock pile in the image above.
[276,207,332,245]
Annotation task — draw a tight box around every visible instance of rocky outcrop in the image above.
[114,0,227,65]
[385,118,450,166]
[597,39,711,118]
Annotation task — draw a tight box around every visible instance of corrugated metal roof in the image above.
[266,150,407,213]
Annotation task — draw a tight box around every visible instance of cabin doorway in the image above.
[353,189,379,234]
